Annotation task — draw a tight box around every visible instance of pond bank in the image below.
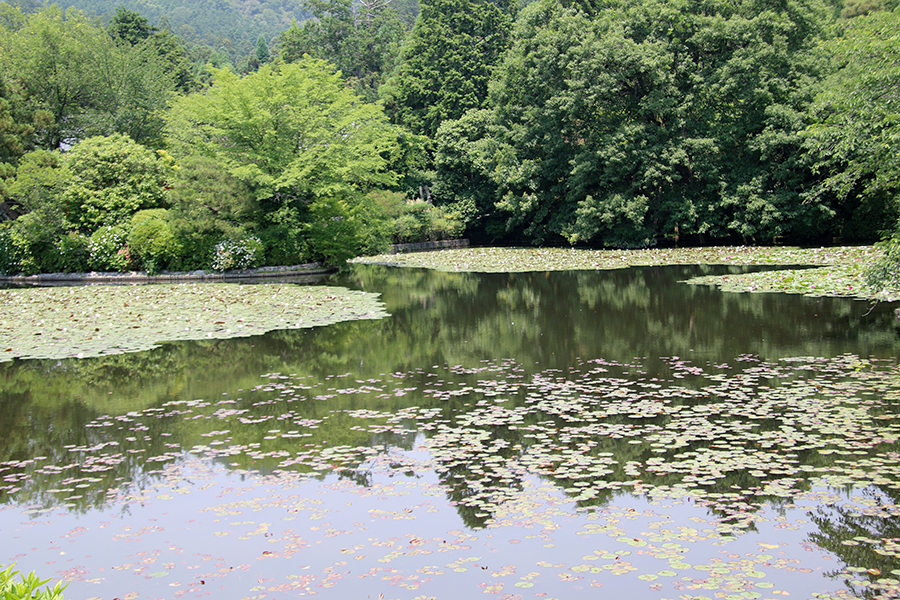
[0,239,471,285]
[0,262,333,285]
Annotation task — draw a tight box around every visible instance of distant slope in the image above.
[49,0,310,64]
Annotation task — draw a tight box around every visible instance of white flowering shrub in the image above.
[211,236,263,271]
[88,225,131,271]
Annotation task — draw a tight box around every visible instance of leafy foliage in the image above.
[865,234,900,294]
[211,235,264,271]
[0,564,67,600]
[804,8,900,240]
[0,5,181,149]
[0,75,41,165]
[166,59,401,265]
[107,6,156,45]
[63,134,168,233]
[435,0,831,246]
[164,153,260,269]
[127,209,183,273]
[87,223,132,271]
[380,0,513,137]
[278,0,408,101]
[0,0,897,272]
[366,190,465,244]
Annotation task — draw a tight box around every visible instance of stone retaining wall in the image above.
[0,263,332,285]
[0,239,471,284]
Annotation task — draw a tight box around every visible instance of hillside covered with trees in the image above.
[45,0,420,70]
[0,0,898,279]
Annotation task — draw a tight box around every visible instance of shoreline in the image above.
[0,262,334,285]
[0,240,472,285]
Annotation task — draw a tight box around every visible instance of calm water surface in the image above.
[1,264,899,600]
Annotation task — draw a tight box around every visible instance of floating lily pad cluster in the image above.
[353,246,894,300]
[2,352,899,599]
[684,264,890,300]
[0,284,388,362]
[353,245,878,272]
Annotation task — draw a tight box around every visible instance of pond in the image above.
[2,263,900,600]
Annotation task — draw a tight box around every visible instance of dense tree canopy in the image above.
[804,8,900,237]
[0,4,182,149]
[166,58,403,263]
[434,0,833,247]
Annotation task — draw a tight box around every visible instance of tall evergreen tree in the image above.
[255,34,271,65]
[380,0,513,137]
[107,6,156,46]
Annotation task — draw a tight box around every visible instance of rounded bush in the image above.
[128,209,183,274]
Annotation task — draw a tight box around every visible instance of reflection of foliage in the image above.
[808,487,900,599]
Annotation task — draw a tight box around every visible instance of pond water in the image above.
[1,264,900,600]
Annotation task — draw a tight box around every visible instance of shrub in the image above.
[63,134,167,233]
[0,563,67,600]
[88,224,132,271]
[303,197,362,266]
[0,226,25,275]
[369,193,465,245]
[128,209,183,274]
[211,235,263,271]
[866,234,900,294]
[55,232,91,272]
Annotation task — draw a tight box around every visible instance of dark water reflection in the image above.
[6,264,895,405]
[1,264,899,599]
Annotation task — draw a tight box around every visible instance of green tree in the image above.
[0,5,107,149]
[380,0,513,137]
[255,33,271,64]
[805,8,900,240]
[107,6,156,45]
[0,149,75,273]
[0,75,45,165]
[278,0,408,102]
[433,108,509,238]
[437,0,830,246]
[148,30,199,93]
[165,153,260,268]
[108,7,197,93]
[165,59,401,264]
[83,37,177,146]
[0,5,184,149]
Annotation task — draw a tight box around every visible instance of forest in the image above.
[0,0,897,276]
